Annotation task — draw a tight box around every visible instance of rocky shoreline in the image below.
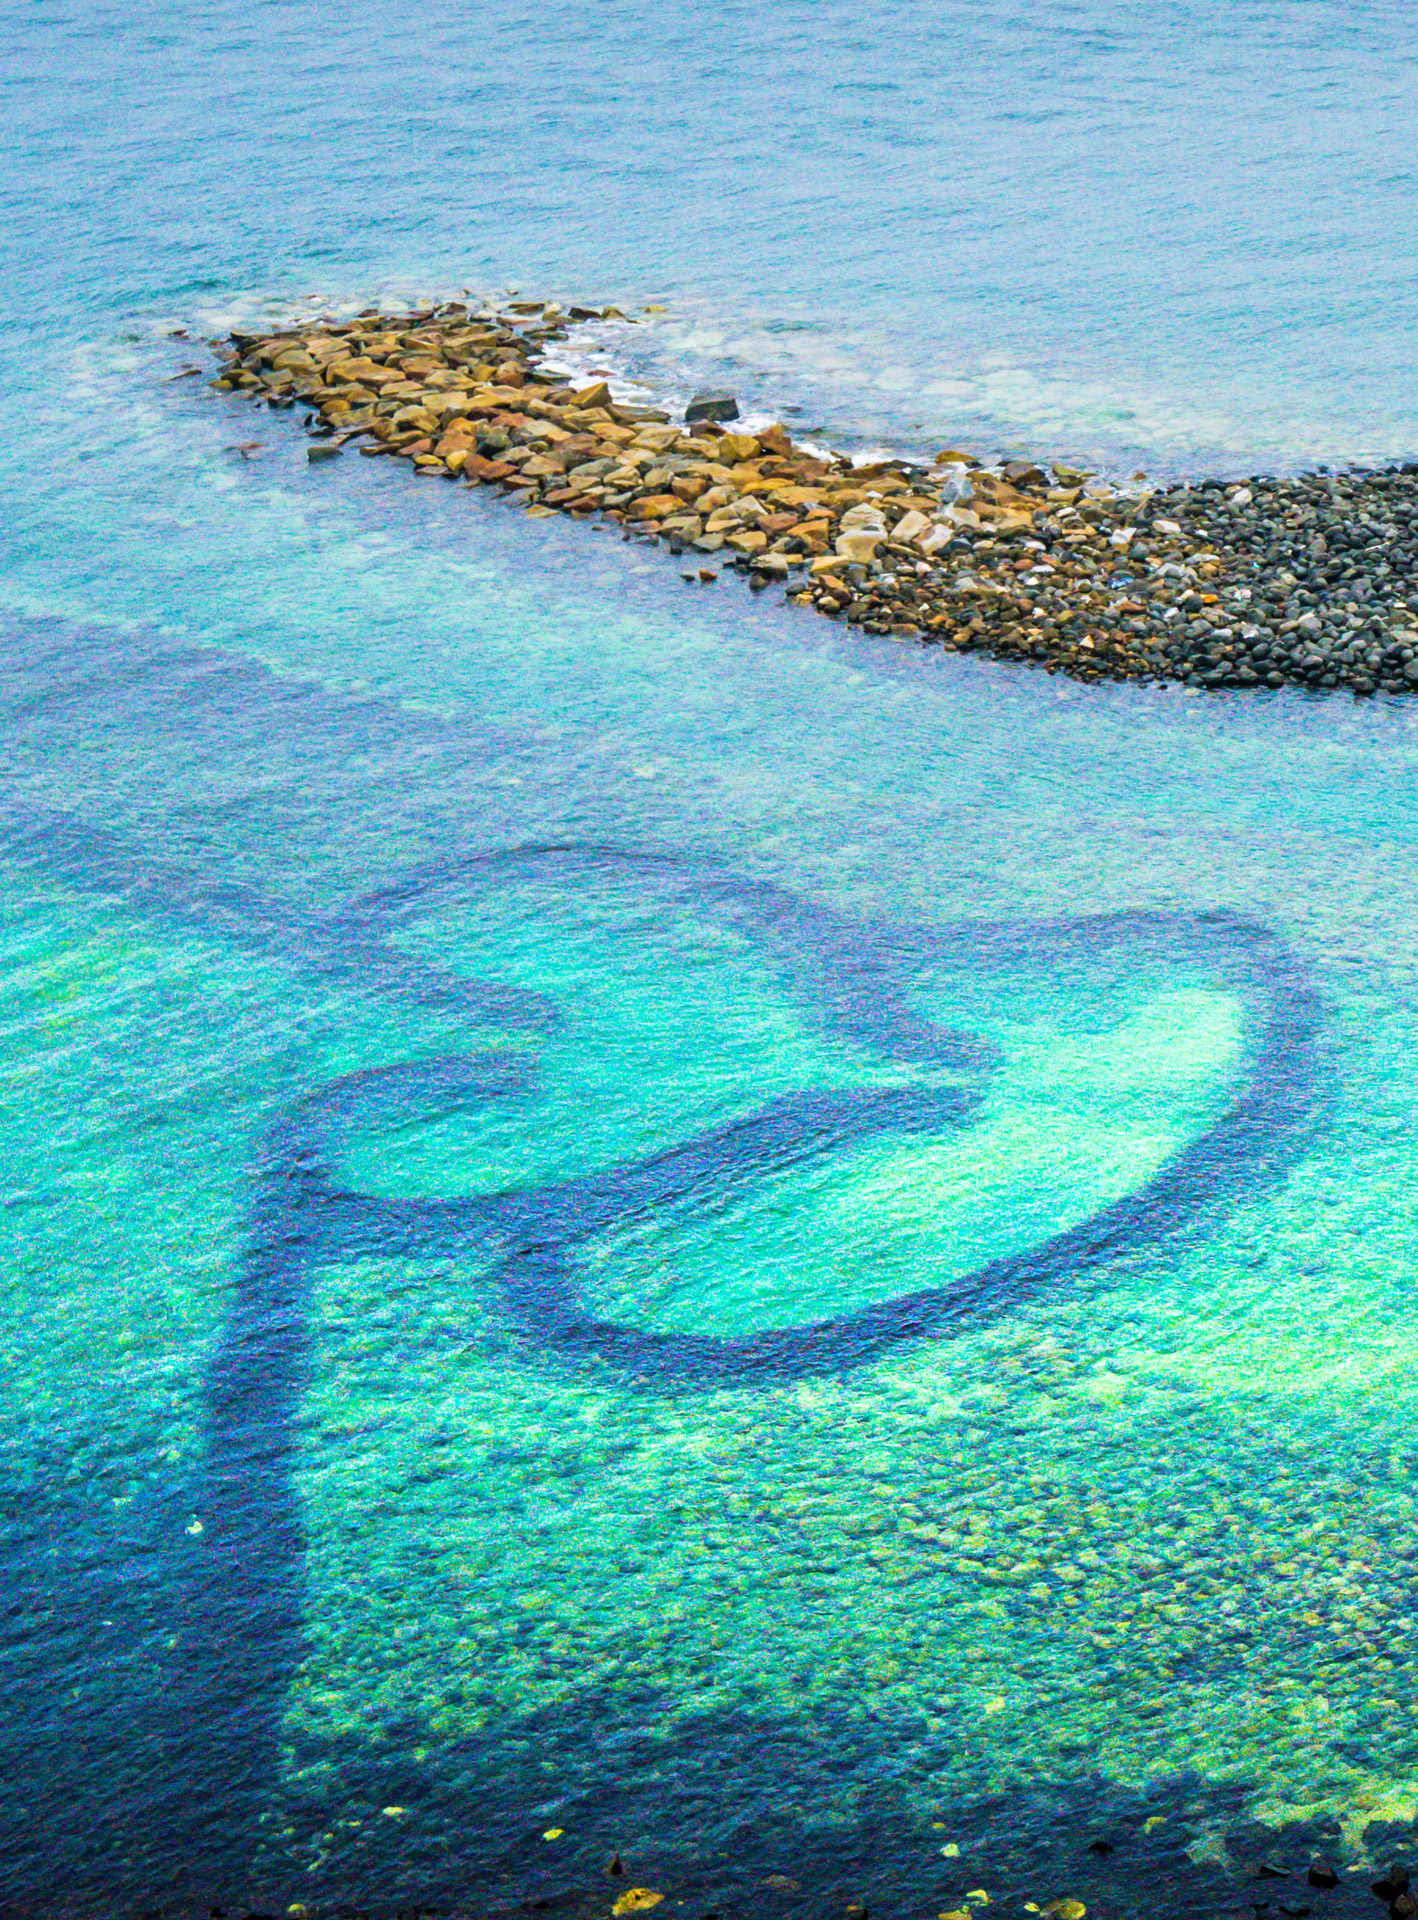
[212,301,1418,695]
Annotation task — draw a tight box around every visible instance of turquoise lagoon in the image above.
[6,0,1418,1911]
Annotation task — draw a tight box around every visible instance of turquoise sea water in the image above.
[8,1,1418,1913]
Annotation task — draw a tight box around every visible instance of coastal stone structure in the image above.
[213,302,1418,694]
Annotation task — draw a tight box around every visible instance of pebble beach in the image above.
[214,299,1418,697]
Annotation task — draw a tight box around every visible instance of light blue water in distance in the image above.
[6,1,1418,1912]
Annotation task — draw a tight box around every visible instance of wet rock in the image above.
[686,390,740,424]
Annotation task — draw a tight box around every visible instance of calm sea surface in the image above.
[5,1,1418,1911]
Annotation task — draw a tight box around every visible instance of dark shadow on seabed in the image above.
[0,620,1328,1911]
[179,843,1322,1905]
[0,834,1327,1911]
[247,844,1325,1390]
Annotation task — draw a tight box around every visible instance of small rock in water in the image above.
[307,443,342,462]
[686,389,740,424]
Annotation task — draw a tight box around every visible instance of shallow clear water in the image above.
[7,0,1418,1912]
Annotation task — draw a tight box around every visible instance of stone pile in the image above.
[211,301,1418,694]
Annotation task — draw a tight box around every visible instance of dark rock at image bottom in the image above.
[32,1736,1418,1920]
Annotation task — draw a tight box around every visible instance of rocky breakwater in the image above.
[211,301,1418,695]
